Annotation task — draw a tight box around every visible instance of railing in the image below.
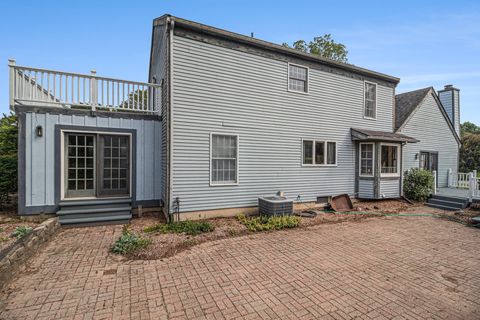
[9,59,161,113]
[472,176,479,199]
[448,170,472,189]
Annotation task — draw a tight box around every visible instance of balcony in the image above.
[9,59,161,114]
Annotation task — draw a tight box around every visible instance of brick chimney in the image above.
[438,84,460,136]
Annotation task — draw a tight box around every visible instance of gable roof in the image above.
[395,87,461,144]
[153,14,400,85]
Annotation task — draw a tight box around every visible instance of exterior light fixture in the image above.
[36,125,43,137]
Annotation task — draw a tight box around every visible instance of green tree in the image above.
[282,34,348,63]
[459,132,480,173]
[461,121,480,136]
[0,113,18,208]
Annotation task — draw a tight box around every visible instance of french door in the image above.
[420,151,438,186]
[65,133,130,199]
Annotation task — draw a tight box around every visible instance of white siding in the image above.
[171,36,395,212]
[380,179,400,198]
[23,112,162,208]
[358,180,375,199]
[400,93,459,187]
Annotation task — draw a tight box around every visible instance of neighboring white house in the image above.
[10,15,462,224]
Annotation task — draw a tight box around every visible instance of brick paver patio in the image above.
[0,216,479,320]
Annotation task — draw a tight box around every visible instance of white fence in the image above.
[9,59,161,113]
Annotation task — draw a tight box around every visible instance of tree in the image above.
[461,121,480,136]
[459,131,480,173]
[282,34,348,63]
[0,113,18,208]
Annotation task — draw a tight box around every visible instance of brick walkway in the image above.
[1,216,479,320]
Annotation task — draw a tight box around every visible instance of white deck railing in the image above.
[9,59,161,113]
[448,171,472,189]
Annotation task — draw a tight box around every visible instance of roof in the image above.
[154,14,400,84]
[351,128,419,143]
[394,87,461,145]
[394,87,432,130]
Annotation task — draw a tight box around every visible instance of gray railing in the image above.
[9,59,161,113]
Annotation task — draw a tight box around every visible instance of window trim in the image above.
[359,142,375,177]
[287,63,309,94]
[380,143,400,177]
[363,81,377,120]
[301,139,337,167]
[209,132,240,187]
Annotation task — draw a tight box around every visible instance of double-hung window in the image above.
[364,82,377,119]
[288,64,308,93]
[381,144,399,176]
[211,134,238,185]
[359,143,374,176]
[302,140,336,165]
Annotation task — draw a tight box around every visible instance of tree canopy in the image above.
[282,34,348,63]
[459,121,480,173]
[0,113,18,207]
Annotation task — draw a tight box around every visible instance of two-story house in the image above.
[10,15,462,224]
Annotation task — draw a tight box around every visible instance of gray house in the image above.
[10,15,463,224]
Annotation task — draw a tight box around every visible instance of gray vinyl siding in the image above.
[400,93,459,187]
[439,90,453,124]
[171,35,395,213]
[23,111,161,208]
[149,22,169,204]
[358,180,375,199]
[380,179,400,198]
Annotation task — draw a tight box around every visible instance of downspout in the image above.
[168,17,175,222]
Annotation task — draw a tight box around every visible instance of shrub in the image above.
[144,220,214,236]
[403,168,434,202]
[237,214,300,232]
[11,226,32,239]
[111,226,150,254]
[0,113,18,208]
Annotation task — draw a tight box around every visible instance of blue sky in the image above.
[1,0,479,124]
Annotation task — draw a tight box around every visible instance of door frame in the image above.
[419,150,439,186]
[55,125,136,203]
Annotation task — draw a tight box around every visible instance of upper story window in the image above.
[210,133,238,185]
[302,140,336,166]
[359,143,374,176]
[380,144,399,176]
[364,81,377,119]
[288,64,308,93]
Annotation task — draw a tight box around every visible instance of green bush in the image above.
[0,113,18,208]
[111,226,150,254]
[237,214,300,232]
[144,220,214,236]
[11,226,32,239]
[403,168,434,202]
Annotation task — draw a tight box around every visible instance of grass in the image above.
[11,226,33,239]
[144,220,214,236]
[111,226,151,255]
[237,214,300,232]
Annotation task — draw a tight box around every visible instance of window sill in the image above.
[301,164,338,167]
[380,174,400,178]
[363,116,377,120]
[359,174,374,178]
[209,182,239,187]
[287,88,309,95]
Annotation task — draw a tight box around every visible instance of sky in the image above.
[0,0,479,124]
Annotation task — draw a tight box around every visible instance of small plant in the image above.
[11,226,32,239]
[144,220,214,236]
[403,168,434,202]
[0,236,8,242]
[237,214,300,232]
[111,226,150,255]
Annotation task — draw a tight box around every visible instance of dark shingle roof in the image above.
[351,128,419,143]
[394,87,432,130]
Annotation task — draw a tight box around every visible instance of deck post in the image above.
[90,69,97,111]
[469,172,474,202]
[432,170,437,195]
[447,168,452,187]
[8,59,16,110]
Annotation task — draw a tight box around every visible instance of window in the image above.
[302,140,337,166]
[288,64,308,93]
[381,144,399,176]
[360,143,374,176]
[364,82,377,119]
[211,134,238,185]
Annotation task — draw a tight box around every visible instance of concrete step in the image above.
[57,205,132,216]
[429,195,468,205]
[59,198,131,207]
[59,215,131,225]
[57,198,132,225]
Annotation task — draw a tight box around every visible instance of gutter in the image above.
[168,17,175,222]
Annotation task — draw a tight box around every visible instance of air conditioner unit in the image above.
[258,196,294,216]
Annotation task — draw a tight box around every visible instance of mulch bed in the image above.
[124,198,434,261]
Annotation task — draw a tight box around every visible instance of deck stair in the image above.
[426,195,469,211]
[57,198,132,225]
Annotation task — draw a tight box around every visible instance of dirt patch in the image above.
[0,207,49,252]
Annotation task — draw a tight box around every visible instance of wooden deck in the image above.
[437,187,477,200]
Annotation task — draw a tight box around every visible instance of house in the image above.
[10,15,464,224]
